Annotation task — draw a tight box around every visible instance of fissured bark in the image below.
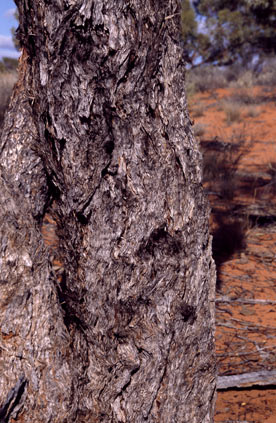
[0,1,216,421]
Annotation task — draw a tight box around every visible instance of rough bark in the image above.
[0,1,216,422]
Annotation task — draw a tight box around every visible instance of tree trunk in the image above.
[0,1,216,422]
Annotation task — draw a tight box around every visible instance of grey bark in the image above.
[0,1,216,422]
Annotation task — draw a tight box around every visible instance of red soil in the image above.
[191,85,276,422]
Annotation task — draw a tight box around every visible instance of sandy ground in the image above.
[190,85,276,422]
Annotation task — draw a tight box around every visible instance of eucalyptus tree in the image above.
[182,0,276,67]
[0,1,216,422]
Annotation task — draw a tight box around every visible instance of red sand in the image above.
[191,85,276,422]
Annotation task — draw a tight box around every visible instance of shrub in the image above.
[202,150,238,200]
[228,88,261,106]
[191,103,205,117]
[186,65,227,95]
[246,106,260,118]
[256,69,276,86]
[231,70,255,89]
[193,122,207,138]
[222,63,246,84]
[255,56,276,86]
[212,215,247,290]
[200,135,249,290]
[222,101,242,124]
[261,162,276,197]
[0,57,18,73]
[0,72,17,131]
[201,132,248,200]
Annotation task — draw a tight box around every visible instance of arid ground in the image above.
[190,84,276,422]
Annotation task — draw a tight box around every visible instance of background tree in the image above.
[0,1,216,422]
[182,0,276,67]
[181,0,211,65]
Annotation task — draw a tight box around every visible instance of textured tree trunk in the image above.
[0,1,216,422]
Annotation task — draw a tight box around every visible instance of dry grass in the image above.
[255,57,276,86]
[186,64,257,99]
[258,162,276,198]
[200,133,249,288]
[230,70,255,89]
[257,70,276,86]
[246,105,260,118]
[186,66,228,97]
[193,122,207,138]
[201,126,249,201]
[0,72,17,130]
[191,103,205,117]
[228,87,265,106]
[222,101,242,125]
[186,59,276,104]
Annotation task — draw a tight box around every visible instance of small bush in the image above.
[222,63,246,84]
[260,162,276,197]
[246,105,260,118]
[201,136,249,290]
[191,103,205,117]
[255,57,276,86]
[201,133,248,200]
[232,70,255,89]
[0,57,18,73]
[186,59,276,100]
[212,215,247,290]
[256,69,276,86]
[186,65,227,95]
[203,152,238,200]
[0,72,17,130]
[222,101,242,124]
[228,87,258,105]
[193,122,207,138]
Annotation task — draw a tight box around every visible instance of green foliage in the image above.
[181,0,197,39]
[181,0,276,67]
[181,0,197,63]
[181,0,211,65]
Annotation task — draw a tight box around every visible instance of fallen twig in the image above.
[217,369,276,389]
[216,296,276,305]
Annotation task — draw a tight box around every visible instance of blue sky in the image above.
[0,0,19,59]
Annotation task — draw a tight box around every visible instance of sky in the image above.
[0,0,20,59]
